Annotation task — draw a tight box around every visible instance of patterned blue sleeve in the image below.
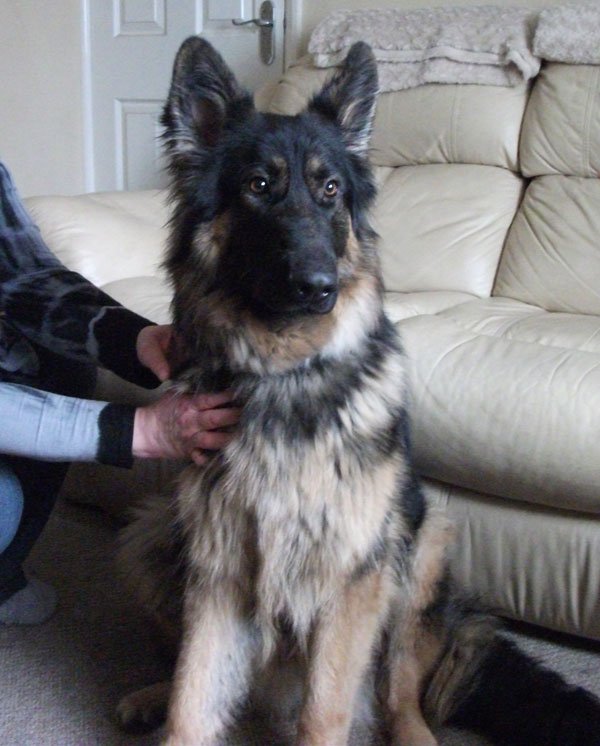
[0,161,159,388]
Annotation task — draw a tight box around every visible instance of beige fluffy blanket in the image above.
[534,2,600,64]
[308,6,541,91]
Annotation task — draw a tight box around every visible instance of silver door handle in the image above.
[232,18,273,28]
[231,1,275,66]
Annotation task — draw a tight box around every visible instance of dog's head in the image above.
[162,38,381,373]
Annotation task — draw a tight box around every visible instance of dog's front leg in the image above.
[296,569,391,746]
[162,583,257,746]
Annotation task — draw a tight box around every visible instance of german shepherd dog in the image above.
[117,38,600,746]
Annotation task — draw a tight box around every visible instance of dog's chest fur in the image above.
[175,314,408,642]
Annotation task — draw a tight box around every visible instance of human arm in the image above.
[1,269,160,388]
[0,162,158,387]
[0,383,240,467]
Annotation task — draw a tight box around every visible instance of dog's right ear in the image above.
[308,42,378,157]
[162,36,253,157]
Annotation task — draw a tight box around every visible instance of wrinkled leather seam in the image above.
[581,66,600,176]
[435,312,600,356]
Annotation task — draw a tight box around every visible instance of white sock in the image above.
[0,578,57,625]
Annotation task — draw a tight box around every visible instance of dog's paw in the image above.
[116,681,170,733]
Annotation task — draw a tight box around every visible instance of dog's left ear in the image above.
[309,42,378,156]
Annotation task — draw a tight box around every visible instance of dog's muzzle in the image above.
[290,269,338,314]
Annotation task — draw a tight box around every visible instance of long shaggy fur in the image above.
[117,37,600,746]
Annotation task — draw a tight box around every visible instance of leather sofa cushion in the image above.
[494,175,600,314]
[269,58,528,170]
[374,164,523,296]
[368,82,527,170]
[426,478,600,640]
[24,191,172,323]
[384,290,474,322]
[100,276,172,324]
[398,297,600,515]
[521,63,600,178]
[24,190,170,289]
[441,296,600,352]
[268,56,330,115]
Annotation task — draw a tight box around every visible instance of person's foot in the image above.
[0,578,57,624]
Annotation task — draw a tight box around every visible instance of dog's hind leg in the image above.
[382,508,454,746]
[384,627,442,746]
[161,582,259,746]
[295,569,391,746]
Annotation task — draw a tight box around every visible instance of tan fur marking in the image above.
[272,155,288,175]
[338,222,364,275]
[412,508,456,610]
[192,211,231,271]
[384,510,455,746]
[386,629,442,746]
[304,155,327,193]
[322,269,381,361]
[194,270,380,373]
[297,569,393,746]
[165,583,257,746]
[243,308,336,367]
[306,155,323,174]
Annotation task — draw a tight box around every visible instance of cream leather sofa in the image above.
[24,58,600,641]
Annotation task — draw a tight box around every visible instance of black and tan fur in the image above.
[117,38,600,746]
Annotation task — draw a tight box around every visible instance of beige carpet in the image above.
[1,499,599,746]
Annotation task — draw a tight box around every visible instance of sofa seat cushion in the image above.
[425,478,600,639]
[438,296,600,351]
[398,296,600,514]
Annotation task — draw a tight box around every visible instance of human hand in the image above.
[132,390,240,465]
[136,324,174,382]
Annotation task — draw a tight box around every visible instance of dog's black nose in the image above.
[291,270,338,313]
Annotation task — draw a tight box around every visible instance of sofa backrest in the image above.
[24,190,173,324]
[269,59,527,299]
[493,63,600,315]
[24,190,170,287]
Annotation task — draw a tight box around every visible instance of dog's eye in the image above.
[249,176,269,195]
[324,180,339,197]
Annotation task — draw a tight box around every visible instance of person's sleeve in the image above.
[2,266,160,389]
[0,383,136,468]
[0,161,160,388]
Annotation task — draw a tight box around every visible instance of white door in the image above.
[84,0,285,192]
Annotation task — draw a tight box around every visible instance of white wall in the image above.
[0,0,85,197]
